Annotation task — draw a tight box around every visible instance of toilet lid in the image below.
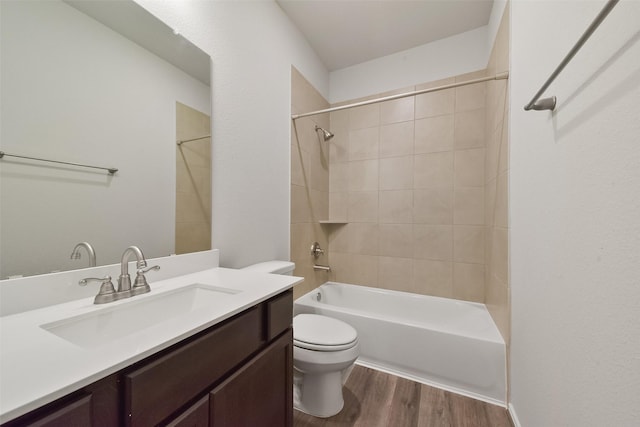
[293,314,358,351]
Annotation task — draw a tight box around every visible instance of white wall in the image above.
[329,26,489,103]
[135,0,329,269]
[0,0,209,278]
[510,1,640,426]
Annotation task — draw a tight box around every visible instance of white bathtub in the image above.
[294,282,506,406]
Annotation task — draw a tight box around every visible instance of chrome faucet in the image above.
[79,246,159,304]
[70,242,97,267]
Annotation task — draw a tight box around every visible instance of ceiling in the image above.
[277,0,494,71]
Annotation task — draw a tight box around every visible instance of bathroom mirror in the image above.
[0,0,211,278]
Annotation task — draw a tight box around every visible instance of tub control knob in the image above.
[310,242,324,258]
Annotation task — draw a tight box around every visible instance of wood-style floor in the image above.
[293,366,513,427]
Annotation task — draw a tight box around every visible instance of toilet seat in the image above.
[294,314,358,352]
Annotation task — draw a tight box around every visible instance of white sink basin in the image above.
[41,283,241,348]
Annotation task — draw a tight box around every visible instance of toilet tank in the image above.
[241,261,295,276]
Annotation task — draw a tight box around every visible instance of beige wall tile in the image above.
[310,152,329,192]
[414,115,454,154]
[454,187,484,225]
[380,156,413,190]
[349,104,380,130]
[378,257,414,291]
[329,110,350,164]
[453,262,485,302]
[495,172,508,228]
[175,221,210,254]
[310,189,329,221]
[414,151,454,188]
[412,259,453,297]
[328,223,350,253]
[455,148,485,187]
[349,127,380,161]
[379,224,414,258]
[485,126,501,182]
[414,224,453,261]
[455,82,486,112]
[330,162,349,193]
[291,140,310,187]
[492,227,509,283]
[413,188,453,224]
[454,225,485,264]
[327,251,352,284]
[415,88,454,119]
[349,223,379,255]
[348,191,379,223]
[379,190,413,223]
[380,121,414,158]
[380,97,414,125]
[485,179,497,227]
[348,159,379,191]
[291,223,312,263]
[348,254,379,287]
[454,108,485,149]
[329,192,348,221]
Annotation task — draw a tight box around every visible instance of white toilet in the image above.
[241,261,360,418]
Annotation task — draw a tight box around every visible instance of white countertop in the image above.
[0,267,303,423]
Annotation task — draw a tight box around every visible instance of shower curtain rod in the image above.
[291,72,509,120]
[177,135,211,146]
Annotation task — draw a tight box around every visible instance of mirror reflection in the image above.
[0,0,211,278]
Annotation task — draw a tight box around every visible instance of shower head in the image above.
[315,125,334,141]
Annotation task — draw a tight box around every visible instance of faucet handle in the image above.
[79,276,119,304]
[131,265,160,296]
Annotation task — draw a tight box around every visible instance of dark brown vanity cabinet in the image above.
[3,290,293,427]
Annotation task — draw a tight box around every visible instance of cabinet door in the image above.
[210,329,293,427]
[165,396,209,427]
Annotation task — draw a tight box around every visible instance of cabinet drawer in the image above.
[266,290,292,341]
[124,306,264,427]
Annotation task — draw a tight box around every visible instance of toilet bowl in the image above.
[293,314,360,418]
[241,261,360,418]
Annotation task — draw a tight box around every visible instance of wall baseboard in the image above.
[508,403,522,427]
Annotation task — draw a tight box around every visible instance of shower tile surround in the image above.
[175,102,212,255]
[290,4,509,344]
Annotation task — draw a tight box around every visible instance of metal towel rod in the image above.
[524,0,620,111]
[0,151,118,174]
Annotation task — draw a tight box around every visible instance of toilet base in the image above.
[293,368,345,418]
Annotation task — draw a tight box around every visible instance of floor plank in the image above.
[294,365,512,427]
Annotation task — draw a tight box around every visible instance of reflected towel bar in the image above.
[0,151,118,174]
[292,72,509,120]
[524,0,619,111]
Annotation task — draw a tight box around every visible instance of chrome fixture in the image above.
[118,246,156,297]
[293,72,509,120]
[314,126,334,141]
[313,264,331,272]
[79,276,118,304]
[70,242,97,267]
[0,151,118,174]
[79,246,159,304]
[524,0,619,111]
[310,242,325,258]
